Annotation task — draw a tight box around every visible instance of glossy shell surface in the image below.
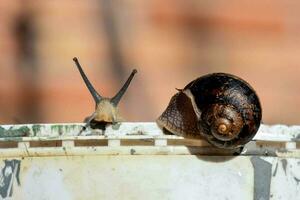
[157,73,262,149]
[188,73,262,148]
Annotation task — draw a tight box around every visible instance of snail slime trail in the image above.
[73,57,137,133]
[157,73,262,149]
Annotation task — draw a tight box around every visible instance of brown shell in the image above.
[157,73,262,149]
[156,91,202,139]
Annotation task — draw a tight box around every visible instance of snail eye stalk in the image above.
[73,57,137,135]
[110,69,137,106]
[73,57,102,104]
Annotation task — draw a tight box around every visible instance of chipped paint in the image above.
[281,159,288,175]
[0,159,21,198]
[292,134,300,142]
[273,162,278,177]
[111,123,121,130]
[270,158,300,199]
[130,149,136,155]
[251,157,272,200]
[294,177,300,185]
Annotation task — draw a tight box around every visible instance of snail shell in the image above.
[157,73,262,149]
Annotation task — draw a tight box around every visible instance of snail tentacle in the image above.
[73,57,102,104]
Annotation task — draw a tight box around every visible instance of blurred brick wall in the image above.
[0,0,300,125]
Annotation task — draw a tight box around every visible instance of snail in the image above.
[157,73,262,149]
[73,57,137,131]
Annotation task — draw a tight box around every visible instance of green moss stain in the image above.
[0,126,30,138]
[50,125,64,135]
[64,125,79,132]
[0,124,81,139]
[32,125,42,136]
[50,124,80,135]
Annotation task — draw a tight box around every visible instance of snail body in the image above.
[157,73,262,149]
[73,57,137,131]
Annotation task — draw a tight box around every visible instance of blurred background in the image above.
[0,0,299,125]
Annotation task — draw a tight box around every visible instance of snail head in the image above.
[73,57,137,125]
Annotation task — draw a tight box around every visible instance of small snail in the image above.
[157,73,262,149]
[73,57,137,131]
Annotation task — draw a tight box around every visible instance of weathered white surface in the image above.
[0,123,299,158]
[0,156,298,200]
[0,123,299,200]
[257,124,300,142]
[1,123,300,141]
[267,158,300,200]
[10,156,254,200]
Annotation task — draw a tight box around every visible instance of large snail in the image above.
[157,73,262,149]
[73,57,137,131]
